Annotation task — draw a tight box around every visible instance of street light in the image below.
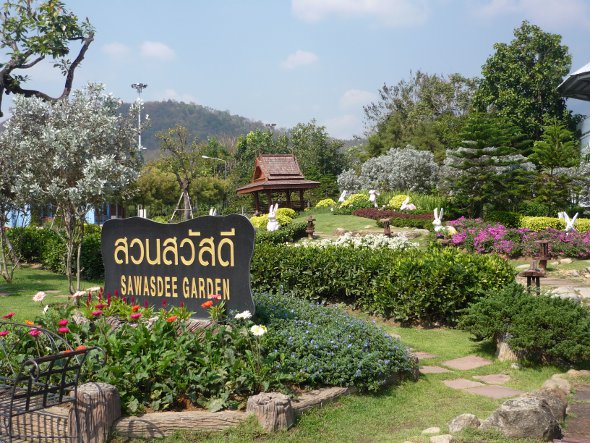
[201,155,227,179]
[131,83,148,150]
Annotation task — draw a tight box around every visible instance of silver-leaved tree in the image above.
[1,83,141,292]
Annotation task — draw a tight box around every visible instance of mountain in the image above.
[123,100,268,159]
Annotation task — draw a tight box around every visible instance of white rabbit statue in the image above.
[266,203,280,232]
[338,190,348,203]
[368,190,379,208]
[208,207,217,216]
[400,196,416,211]
[560,211,578,233]
[432,208,456,236]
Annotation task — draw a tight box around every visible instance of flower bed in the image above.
[448,217,590,258]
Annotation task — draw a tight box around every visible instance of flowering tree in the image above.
[1,83,141,292]
[337,146,438,193]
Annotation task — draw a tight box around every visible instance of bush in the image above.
[388,194,409,210]
[80,232,104,280]
[459,283,590,365]
[519,216,563,231]
[250,212,293,229]
[333,193,373,214]
[518,200,550,216]
[315,198,336,208]
[276,207,297,219]
[251,243,515,325]
[255,292,417,391]
[7,226,61,263]
[484,210,521,228]
[255,221,307,244]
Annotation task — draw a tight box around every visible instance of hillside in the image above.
[123,100,268,159]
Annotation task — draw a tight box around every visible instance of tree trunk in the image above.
[182,186,191,221]
[246,392,294,432]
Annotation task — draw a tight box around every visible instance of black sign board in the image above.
[101,215,255,318]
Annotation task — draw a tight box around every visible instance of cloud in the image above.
[101,42,131,59]
[323,114,362,139]
[475,0,590,27]
[281,50,319,70]
[140,41,175,61]
[291,0,430,27]
[339,89,377,109]
[160,89,198,103]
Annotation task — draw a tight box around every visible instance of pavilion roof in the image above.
[236,154,319,194]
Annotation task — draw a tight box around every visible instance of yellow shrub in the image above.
[276,208,296,219]
[340,193,369,207]
[315,198,336,208]
[249,212,292,229]
[388,194,409,209]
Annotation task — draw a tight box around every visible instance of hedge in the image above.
[519,216,590,233]
[251,244,515,325]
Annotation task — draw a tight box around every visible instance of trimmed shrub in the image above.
[315,198,336,208]
[255,221,307,244]
[520,216,563,231]
[80,232,104,280]
[276,207,297,219]
[250,213,292,229]
[388,194,409,210]
[333,193,373,214]
[251,244,515,325]
[255,292,417,391]
[459,283,590,365]
[484,210,521,228]
[7,226,60,263]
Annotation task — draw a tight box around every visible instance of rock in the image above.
[511,363,521,370]
[567,369,590,377]
[333,228,348,236]
[480,395,562,440]
[448,413,481,433]
[496,335,519,362]
[405,229,430,239]
[527,388,567,421]
[246,392,294,432]
[421,427,441,435]
[430,435,455,443]
[560,258,573,264]
[543,375,571,396]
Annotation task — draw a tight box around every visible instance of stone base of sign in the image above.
[246,392,294,432]
[113,386,353,439]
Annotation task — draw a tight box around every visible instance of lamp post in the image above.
[131,83,148,150]
[201,155,227,179]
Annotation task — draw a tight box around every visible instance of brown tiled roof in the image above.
[236,154,319,194]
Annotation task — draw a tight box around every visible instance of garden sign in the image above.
[101,215,256,318]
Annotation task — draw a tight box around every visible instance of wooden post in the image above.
[70,382,121,443]
[299,189,304,209]
[246,392,294,432]
[254,193,260,213]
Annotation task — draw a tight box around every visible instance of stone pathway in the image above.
[555,384,590,443]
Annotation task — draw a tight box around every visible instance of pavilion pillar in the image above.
[299,189,304,209]
[266,190,273,210]
[254,193,260,213]
[286,190,292,208]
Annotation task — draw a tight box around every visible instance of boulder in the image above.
[480,395,562,440]
[543,375,571,396]
[448,413,480,433]
[430,435,455,443]
[527,388,567,421]
[421,427,440,435]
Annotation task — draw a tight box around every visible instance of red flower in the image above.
[130,313,142,320]
[92,310,102,317]
[201,300,214,309]
[0,330,9,336]
[131,305,140,312]
[166,315,177,323]
[29,329,41,337]
[2,312,15,319]
[95,303,107,309]
[58,319,68,326]
[58,327,69,334]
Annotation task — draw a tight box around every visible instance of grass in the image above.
[0,265,99,322]
[294,209,382,238]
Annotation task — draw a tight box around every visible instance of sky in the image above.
[8,0,590,139]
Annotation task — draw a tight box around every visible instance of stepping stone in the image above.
[413,351,437,360]
[443,378,485,389]
[442,355,492,371]
[463,385,524,399]
[421,427,440,435]
[420,366,450,374]
[473,374,511,385]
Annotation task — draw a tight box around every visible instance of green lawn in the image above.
[0,266,100,322]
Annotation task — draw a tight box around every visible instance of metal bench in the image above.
[0,321,98,442]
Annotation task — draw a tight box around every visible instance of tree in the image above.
[0,0,94,117]
[443,113,534,217]
[363,71,478,160]
[529,122,580,213]
[2,84,140,292]
[474,21,574,143]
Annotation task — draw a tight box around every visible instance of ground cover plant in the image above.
[4,287,416,416]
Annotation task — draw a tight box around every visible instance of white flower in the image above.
[250,324,267,336]
[87,287,101,292]
[72,290,86,299]
[33,291,46,302]
[235,311,252,320]
[43,305,49,315]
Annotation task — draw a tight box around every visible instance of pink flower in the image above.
[32,291,46,302]
[72,291,86,299]
[92,310,102,317]
[29,328,41,337]
[0,330,9,336]
[130,313,142,320]
[209,294,222,300]
[58,327,69,334]
[95,303,107,309]
[58,319,68,326]
[2,312,15,319]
